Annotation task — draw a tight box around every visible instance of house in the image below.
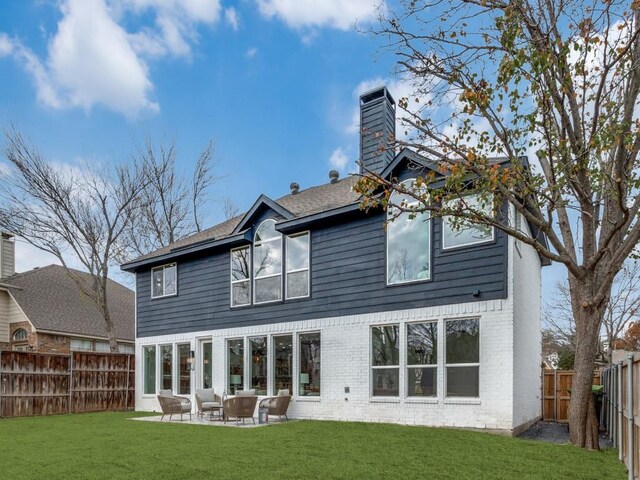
[0,232,134,354]
[121,86,549,434]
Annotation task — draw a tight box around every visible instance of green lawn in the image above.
[0,412,624,479]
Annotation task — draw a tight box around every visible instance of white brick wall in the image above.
[510,215,543,430]
[136,298,520,431]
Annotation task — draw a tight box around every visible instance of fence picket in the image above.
[0,350,135,417]
[602,356,640,480]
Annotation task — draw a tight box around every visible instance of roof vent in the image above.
[290,182,300,195]
[329,170,339,184]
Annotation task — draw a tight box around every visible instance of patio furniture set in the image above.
[156,388,291,425]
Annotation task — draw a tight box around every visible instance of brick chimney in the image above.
[359,86,396,174]
[0,231,15,279]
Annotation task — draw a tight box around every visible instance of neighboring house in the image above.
[122,86,550,434]
[0,232,134,354]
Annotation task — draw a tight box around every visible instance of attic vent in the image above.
[290,182,300,195]
[329,170,339,184]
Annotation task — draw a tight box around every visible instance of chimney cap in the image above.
[290,182,300,194]
[329,170,339,184]
[360,86,395,106]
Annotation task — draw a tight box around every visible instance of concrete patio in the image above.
[131,415,291,428]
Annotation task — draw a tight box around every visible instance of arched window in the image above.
[253,219,282,303]
[12,328,28,342]
[387,180,431,285]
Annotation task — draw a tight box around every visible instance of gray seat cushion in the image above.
[237,389,256,397]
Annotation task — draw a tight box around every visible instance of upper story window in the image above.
[442,194,494,250]
[387,180,431,285]
[253,219,283,304]
[231,247,251,307]
[12,328,27,341]
[286,232,310,299]
[151,263,177,298]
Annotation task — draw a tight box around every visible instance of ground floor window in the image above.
[371,325,400,397]
[160,344,173,391]
[273,334,293,394]
[227,338,244,394]
[143,345,156,395]
[407,322,437,397]
[299,332,321,396]
[250,336,267,395]
[445,318,480,398]
[201,341,212,389]
[177,343,191,395]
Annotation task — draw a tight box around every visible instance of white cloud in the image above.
[225,7,239,31]
[246,47,258,58]
[329,147,350,171]
[0,0,222,118]
[0,33,13,57]
[257,0,381,30]
[13,239,63,274]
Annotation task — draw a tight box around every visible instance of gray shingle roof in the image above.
[130,175,361,263]
[4,265,134,341]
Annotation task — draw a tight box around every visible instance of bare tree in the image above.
[123,138,216,258]
[0,129,146,352]
[545,262,639,363]
[356,0,640,448]
[223,197,240,221]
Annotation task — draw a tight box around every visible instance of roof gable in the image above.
[232,194,294,234]
[379,148,442,180]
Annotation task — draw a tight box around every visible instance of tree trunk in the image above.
[567,279,604,450]
[100,277,120,353]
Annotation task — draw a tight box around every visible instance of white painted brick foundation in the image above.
[138,298,519,431]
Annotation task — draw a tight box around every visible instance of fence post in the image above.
[554,369,558,422]
[627,356,634,480]
[68,352,73,414]
[618,362,624,461]
[125,354,130,411]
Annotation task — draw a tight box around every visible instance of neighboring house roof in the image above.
[126,175,362,266]
[4,264,134,341]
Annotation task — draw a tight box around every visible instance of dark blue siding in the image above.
[136,210,508,338]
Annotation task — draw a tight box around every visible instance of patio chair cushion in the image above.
[159,389,173,397]
[277,389,290,397]
[237,389,256,397]
[196,388,215,403]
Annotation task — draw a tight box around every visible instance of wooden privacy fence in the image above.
[542,369,601,422]
[602,356,639,480]
[0,350,135,417]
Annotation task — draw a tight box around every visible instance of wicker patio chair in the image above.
[258,389,292,421]
[157,390,192,421]
[195,388,223,419]
[223,395,258,425]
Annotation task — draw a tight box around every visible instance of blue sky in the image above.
[0,0,565,298]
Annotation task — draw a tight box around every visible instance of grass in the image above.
[0,412,625,479]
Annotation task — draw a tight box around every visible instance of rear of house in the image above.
[122,87,547,434]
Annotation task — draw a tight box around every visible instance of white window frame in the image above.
[230,246,251,308]
[198,338,213,390]
[150,263,178,299]
[386,179,432,286]
[442,194,495,250]
[12,328,28,342]
[176,342,192,396]
[159,343,174,392]
[271,333,294,396]
[444,317,480,399]
[142,345,157,396]
[297,331,321,399]
[253,219,283,305]
[285,231,310,300]
[370,324,400,398]
[226,337,245,394]
[406,320,438,398]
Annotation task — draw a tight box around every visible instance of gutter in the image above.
[120,230,252,272]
